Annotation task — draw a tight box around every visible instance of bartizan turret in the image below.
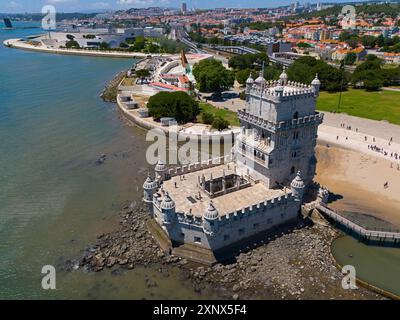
[155,159,168,183]
[160,191,175,226]
[143,173,157,213]
[203,200,219,235]
[290,171,305,202]
[311,74,321,97]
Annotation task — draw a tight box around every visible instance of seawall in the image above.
[4,38,166,59]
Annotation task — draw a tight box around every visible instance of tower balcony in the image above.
[237,109,324,132]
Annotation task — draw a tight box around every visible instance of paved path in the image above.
[383,87,400,92]
[318,112,400,165]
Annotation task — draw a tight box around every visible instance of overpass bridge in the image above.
[316,203,400,246]
[214,46,260,55]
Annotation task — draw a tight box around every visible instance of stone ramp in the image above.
[146,219,172,253]
[172,244,217,266]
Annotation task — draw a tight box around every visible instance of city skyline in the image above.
[1,0,373,14]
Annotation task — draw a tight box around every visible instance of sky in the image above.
[0,0,369,13]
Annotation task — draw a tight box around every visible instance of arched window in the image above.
[291,166,295,174]
[293,112,299,119]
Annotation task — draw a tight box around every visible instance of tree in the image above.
[201,112,214,125]
[228,52,269,70]
[212,116,229,131]
[382,67,400,86]
[263,64,282,80]
[135,69,150,83]
[65,40,80,49]
[297,42,311,48]
[147,91,199,123]
[99,42,109,49]
[193,59,235,93]
[361,35,377,49]
[364,79,383,91]
[352,56,385,91]
[344,52,357,65]
[132,36,146,51]
[235,69,251,85]
[376,34,385,48]
[287,56,348,92]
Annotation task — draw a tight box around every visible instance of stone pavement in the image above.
[163,163,285,217]
[318,112,400,163]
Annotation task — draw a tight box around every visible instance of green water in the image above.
[331,211,400,297]
[0,23,211,299]
[331,236,400,297]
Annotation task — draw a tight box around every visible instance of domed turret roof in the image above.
[160,192,175,210]
[291,171,305,189]
[155,159,167,172]
[279,68,288,82]
[254,69,266,85]
[204,201,219,220]
[246,74,254,84]
[143,174,157,190]
[311,74,321,85]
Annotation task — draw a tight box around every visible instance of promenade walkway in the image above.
[318,112,400,164]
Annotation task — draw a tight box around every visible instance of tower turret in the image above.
[254,69,266,86]
[290,171,305,202]
[311,74,321,97]
[155,159,168,182]
[160,191,175,225]
[143,173,157,213]
[203,200,219,235]
[279,67,288,86]
[245,74,254,99]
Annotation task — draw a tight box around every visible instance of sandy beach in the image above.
[315,143,400,227]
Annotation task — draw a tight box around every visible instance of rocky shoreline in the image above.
[101,71,127,103]
[75,202,383,300]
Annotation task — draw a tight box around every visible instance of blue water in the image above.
[0,23,208,299]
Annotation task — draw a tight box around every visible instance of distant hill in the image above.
[286,2,400,20]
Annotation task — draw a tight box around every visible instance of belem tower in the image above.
[143,69,324,264]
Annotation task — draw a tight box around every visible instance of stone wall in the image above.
[154,192,299,251]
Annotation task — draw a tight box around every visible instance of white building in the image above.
[45,27,164,49]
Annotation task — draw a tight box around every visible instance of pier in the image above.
[316,204,400,246]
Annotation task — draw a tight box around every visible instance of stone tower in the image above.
[236,68,323,188]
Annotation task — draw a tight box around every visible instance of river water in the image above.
[0,23,212,299]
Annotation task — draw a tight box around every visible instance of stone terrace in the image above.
[162,162,287,217]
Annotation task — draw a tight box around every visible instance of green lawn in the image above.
[317,89,400,125]
[198,102,240,127]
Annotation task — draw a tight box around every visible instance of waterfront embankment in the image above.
[78,201,383,300]
[3,38,167,59]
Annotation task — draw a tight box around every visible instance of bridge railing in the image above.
[316,204,400,237]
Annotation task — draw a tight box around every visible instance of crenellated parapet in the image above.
[238,109,324,132]
[238,109,277,131]
[169,191,296,230]
[167,154,234,177]
[277,112,324,130]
